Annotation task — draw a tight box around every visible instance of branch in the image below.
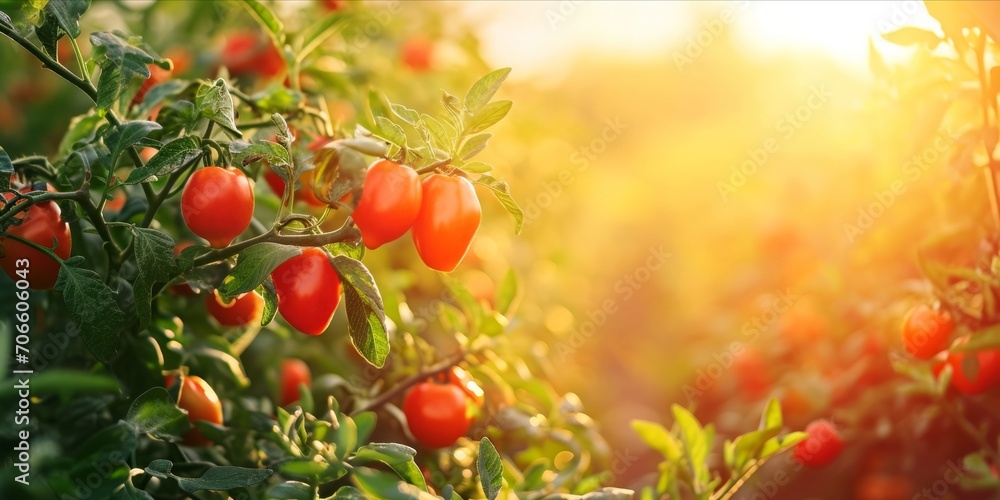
[349,351,468,416]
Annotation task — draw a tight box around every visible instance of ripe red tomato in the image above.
[411,175,481,272]
[403,382,470,448]
[220,32,284,80]
[352,160,422,249]
[263,169,325,207]
[733,349,771,401]
[901,305,953,359]
[169,241,199,296]
[0,189,72,290]
[181,166,255,248]
[177,375,223,446]
[205,291,263,327]
[132,63,171,105]
[447,366,485,424]
[401,37,433,72]
[280,358,312,407]
[794,419,844,467]
[320,0,342,12]
[271,247,342,335]
[945,339,1000,394]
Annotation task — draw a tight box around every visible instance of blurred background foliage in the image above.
[3,0,998,498]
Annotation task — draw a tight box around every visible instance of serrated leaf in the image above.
[44,0,89,38]
[233,141,292,170]
[125,136,201,184]
[135,79,191,118]
[176,466,273,492]
[375,116,407,148]
[90,31,154,113]
[459,133,491,160]
[126,387,190,441]
[196,79,240,136]
[107,120,161,168]
[465,100,511,135]
[131,227,177,328]
[313,143,367,205]
[390,103,420,125]
[474,175,523,234]
[354,443,426,491]
[478,438,503,500]
[332,255,388,367]
[55,256,126,363]
[464,68,511,112]
[219,243,301,299]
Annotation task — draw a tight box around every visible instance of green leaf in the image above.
[882,27,941,47]
[368,89,391,122]
[421,114,452,149]
[259,277,279,326]
[267,481,314,500]
[758,397,782,430]
[190,346,250,388]
[354,443,427,491]
[760,431,808,459]
[106,120,162,168]
[495,269,520,315]
[332,255,389,367]
[728,427,782,474]
[375,116,407,148]
[126,387,190,441]
[354,411,377,443]
[296,11,349,62]
[196,79,240,136]
[464,100,511,135]
[219,243,300,299]
[352,467,432,500]
[233,140,292,170]
[131,227,178,329]
[55,256,127,363]
[125,136,201,184]
[43,0,89,38]
[474,175,523,234]
[239,0,284,47]
[458,161,492,174]
[441,91,462,125]
[459,133,490,160]
[631,420,682,461]
[671,405,710,490]
[57,112,103,157]
[0,11,13,31]
[90,31,154,114]
[135,79,192,118]
[176,466,273,492]
[478,438,503,500]
[145,459,173,479]
[390,103,420,126]
[464,68,511,112]
[951,325,1000,351]
[0,147,12,183]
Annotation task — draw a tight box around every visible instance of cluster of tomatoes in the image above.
[172,358,484,451]
[902,304,1000,394]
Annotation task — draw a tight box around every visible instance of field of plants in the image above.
[3,1,1000,499]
